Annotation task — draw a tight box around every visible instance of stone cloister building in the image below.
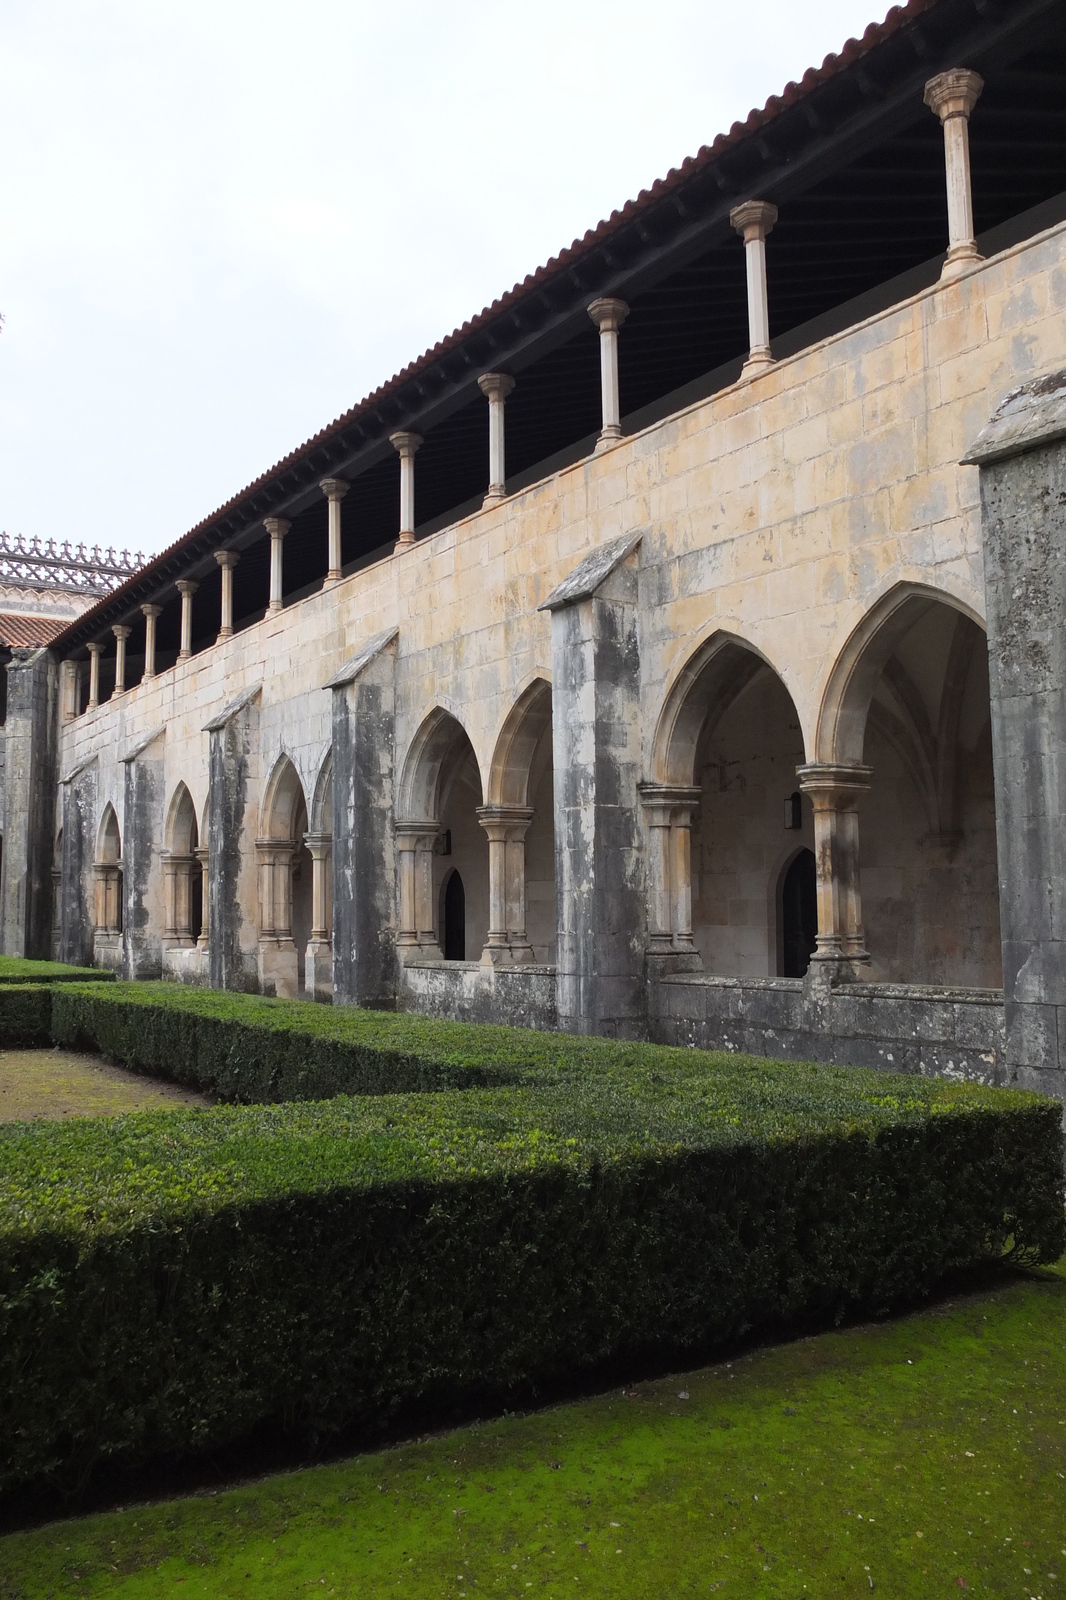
[5,0,1066,1097]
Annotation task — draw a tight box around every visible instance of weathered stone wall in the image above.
[651,974,1004,1084]
[37,219,1066,1081]
[1,649,58,959]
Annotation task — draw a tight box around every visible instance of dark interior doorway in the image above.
[443,870,466,961]
[781,849,817,978]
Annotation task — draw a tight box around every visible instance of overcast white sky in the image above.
[1,0,882,558]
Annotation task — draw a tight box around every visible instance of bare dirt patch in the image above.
[0,1049,213,1122]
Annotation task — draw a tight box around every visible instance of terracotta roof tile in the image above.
[0,613,70,648]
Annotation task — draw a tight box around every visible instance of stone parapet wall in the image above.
[651,974,1005,1085]
[400,961,558,1032]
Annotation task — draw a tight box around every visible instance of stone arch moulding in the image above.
[486,677,553,807]
[651,627,797,788]
[261,752,309,841]
[164,781,199,855]
[814,580,987,766]
[397,705,486,823]
[95,801,121,865]
[310,748,333,834]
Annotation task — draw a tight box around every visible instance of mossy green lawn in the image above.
[0,959,112,985]
[3,1258,1063,1599]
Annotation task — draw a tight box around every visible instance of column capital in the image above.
[637,782,702,814]
[111,623,131,641]
[303,830,332,855]
[140,602,163,620]
[796,762,872,806]
[214,548,240,571]
[175,577,199,598]
[319,476,350,502]
[264,516,290,539]
[393,817,438,845]
[475,804,534,838]
[477,372,515,402]
[389,431,423,460]
[924,68,983,122]
[587,297,629,334]
[86,640,105,657]
[730,199,778,242]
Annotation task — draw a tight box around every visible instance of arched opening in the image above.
[93,804,123,966]
[824,591,1001,987]
[258,755,313,999]
[650,633,809,976]
[442,869,466,961]
[397,709,487,961]
[779,848,817,978]
[163,783,203,948]
[484,678,555,964]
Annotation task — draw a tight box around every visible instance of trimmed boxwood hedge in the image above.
[0,985,53,1048]
[0,981,1062,1493]
[0,957,114,985]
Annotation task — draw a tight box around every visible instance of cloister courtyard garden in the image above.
[0,959,1062,1597]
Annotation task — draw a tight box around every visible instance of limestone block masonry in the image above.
[25,215,1066,1094]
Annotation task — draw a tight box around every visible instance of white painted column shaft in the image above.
[141,604,161,679]
[264,517,290,614]
[924,69,984,277]
[587,298,629,449]
[215,550,239,638]
[319,477,349,584]
[477,374,515,504]
[730,200,778,377]
[87,642,103,709]
[176,579,198,659]
[112,625,130,693]
[390,433,422,550]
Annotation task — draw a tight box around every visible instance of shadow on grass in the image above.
[3,1253,1054,1538]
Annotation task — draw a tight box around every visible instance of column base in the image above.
[646,948,704,978]
[740,348,775,380]
[308,938,333,1002]
[399,939,443,965]
[804,949,871,990]
[258,938,299,999]
[393,533,417,554]
[482,487,507,508]
[323,572,342,588]
[941,244,983,279]
[595,426,623,452]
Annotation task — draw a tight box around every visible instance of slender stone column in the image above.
[587,298,629,449]
[60,660,80,722]
[393,820,441,959]
[390,433,423,551]
[797,763,872,984]
[924,69,984,278]
[730,200,778,377]
[319,478,349,585]
[176,579,198,659]
[304,830,333,1001]
[162,853,196,946]
[264,517,290,613]
[476,805,535,964]
[477,374,515,505]
[112,624,131,694]
[194,845,209,950]
[256,837,297,997]
[141,603,162,679]
[86,642,103,709]
[638,784,703,958]
[214,550,239,638]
